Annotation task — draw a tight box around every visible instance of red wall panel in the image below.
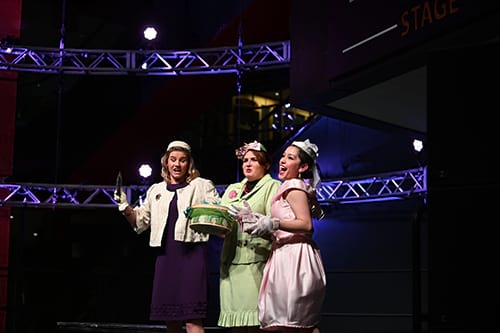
[0,79,17,177]
[0,0,22,178]
[0,1,22,332]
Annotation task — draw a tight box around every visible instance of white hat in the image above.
[292,139,319,160]
[167,140,191,152]
[235,140,267,160]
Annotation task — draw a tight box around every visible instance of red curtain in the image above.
[0,0,22,332]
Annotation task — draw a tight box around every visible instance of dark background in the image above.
[3,1,500,332]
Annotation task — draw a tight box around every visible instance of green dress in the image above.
[218,173,281,327]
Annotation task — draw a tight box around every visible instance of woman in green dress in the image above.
[218,141,281,333]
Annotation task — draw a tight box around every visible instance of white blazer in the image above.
[133,177,220,246]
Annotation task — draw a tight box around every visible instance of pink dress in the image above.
[258,179,327,331]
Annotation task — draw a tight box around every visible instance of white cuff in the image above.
[271,217,280,230]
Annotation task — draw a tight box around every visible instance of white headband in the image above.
[292,139,319,160]
[167,140,191,152]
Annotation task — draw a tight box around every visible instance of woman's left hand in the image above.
[245,214,280,236]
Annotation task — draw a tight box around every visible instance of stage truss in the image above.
[0,41,426,208]
[0,41,290,75]
[0,167,426,209]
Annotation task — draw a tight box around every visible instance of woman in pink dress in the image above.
[243,139,326,333]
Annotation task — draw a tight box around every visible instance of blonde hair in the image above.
[160,146,200,183]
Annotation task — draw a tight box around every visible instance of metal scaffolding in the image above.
[0,167,426,209]
[0,41,290,75]
[0,41,426,209]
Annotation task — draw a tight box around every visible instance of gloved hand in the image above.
[244,214,280,237]
[241,212,263,233]
[114,190,129,212]
[228,201,254,222]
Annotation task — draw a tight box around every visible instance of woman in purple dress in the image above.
[115,140,220,333]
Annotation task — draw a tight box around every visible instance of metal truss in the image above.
[0,167,426,209]
[0,41,290,75]
[316,167,426,204]
[0,41,427,208]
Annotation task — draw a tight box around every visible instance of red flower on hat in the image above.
[228,190,237,199]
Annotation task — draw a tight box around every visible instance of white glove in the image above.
[114,190,129,212]
[228,201,254,223]
[241,212,262,233]
[244,214,280,237]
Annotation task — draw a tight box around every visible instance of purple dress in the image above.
[149,181,208,321]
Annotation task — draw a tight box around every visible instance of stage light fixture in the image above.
[143,27,158,41]
[412,139,424,152]
[138,163,152,205]
[139,164,152,179]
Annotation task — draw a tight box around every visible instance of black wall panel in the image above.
[427,42,500,332]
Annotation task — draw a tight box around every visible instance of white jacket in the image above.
[133,177,220,246]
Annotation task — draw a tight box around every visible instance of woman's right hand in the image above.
[113,190,129,212]
[228,200,254,221]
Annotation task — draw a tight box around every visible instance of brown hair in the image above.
[243,149,272,174]
[293,145,315,180]
[292,145,324,219]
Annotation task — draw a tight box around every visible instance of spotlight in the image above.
[412,139,424,153]
[412,139,427,167]
[143,27,158,41]
[139,164,152,179]
[138,163,152,205]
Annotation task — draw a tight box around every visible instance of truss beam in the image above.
[0,41,290,75]
[0,168,426,209]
